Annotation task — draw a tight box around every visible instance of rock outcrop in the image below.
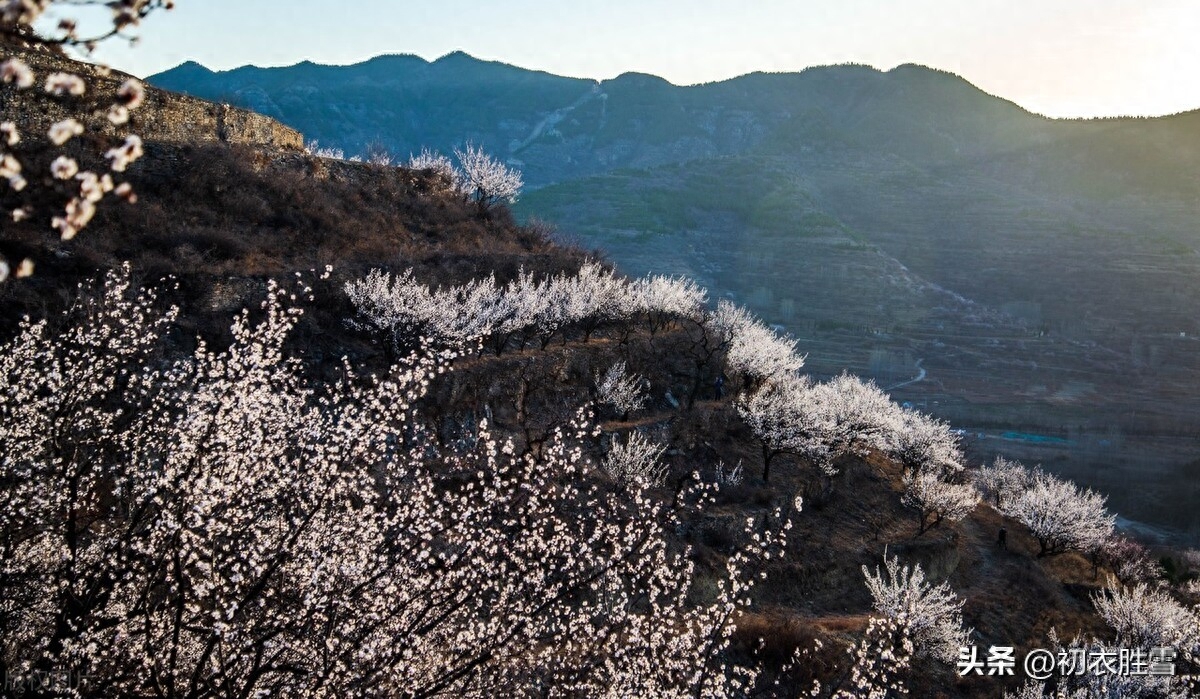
[0,47,303,150]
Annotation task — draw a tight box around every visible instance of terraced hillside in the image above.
[150,54,1200,541]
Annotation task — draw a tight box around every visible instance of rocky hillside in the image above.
[0,135,1163,699]
[3,52,1198,698]
[3,47,302,150]
[148,53,1200,542]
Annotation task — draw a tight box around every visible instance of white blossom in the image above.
[0,269,790,696]
[862,556,971,663]
[708,299,803,385]
[0,120,18,145]
[104,134,144,171]
[117,78,145,108]
[0,57,34,88]
[1005,471,1115,557]
[407,147,459,190]
[50,154,79,179]
[974,456,1036,509]
[44,70,86,96]
[48,117,84,145]
[453,142,523,209]
[595,361,648,418]
[602,431,668,489]
[736,377,834,480]
[1092,583,1200,651]
[901,468,979,534]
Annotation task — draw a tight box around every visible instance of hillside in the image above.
[5,52,1198,697]
[148,54,1200,542]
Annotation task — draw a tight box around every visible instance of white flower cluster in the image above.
[304,138,345,159]
[0,268,794,697]
[346,262,706,354]
[595,360,648,418]
[1092,583,1200,654]
[977,459,1115,557]
[407,146,457,184]
[602,431,668,490]
[975,456,1034,509]
[708,300,804,385]
[831,615,914,698]
[1100,535,1164,587]
[737,377,835,479]
[901,468,980,534]
[737,371,963,481]
[1,49,148,260]
[452,142,523,209]
[862,555,971,663]
[404,145,524,209]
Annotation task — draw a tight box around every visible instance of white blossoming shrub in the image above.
[1101,535,1164,587]
[887,409,964,475]
[974,456,1036,509]
[304,139,346,159]
[0,268,794,697]
[736,377,834,481]
[901,469,980,534]
[346,262,712,355]
[708,300,803,386]
[602,431,668,490]
[1092,583,1200,653]
[1002,471,1115,557]
[453,142,523,210]
[830,615,914,699]
[808,373,903,458]
[407,147,459,191]
[595,360,648,419]
[631,274,707,333]
[861,556,971,663]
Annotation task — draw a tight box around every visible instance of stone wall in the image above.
[0,48,304,150]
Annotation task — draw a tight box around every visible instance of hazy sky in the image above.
[75,0,1200,118]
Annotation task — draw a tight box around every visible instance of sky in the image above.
[66,0,1200,118]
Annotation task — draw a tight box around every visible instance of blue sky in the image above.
[70,0,1200,118]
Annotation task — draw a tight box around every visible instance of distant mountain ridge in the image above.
[150,52,1198,197]
[147,53,1075,186]
[149,52,1200,539]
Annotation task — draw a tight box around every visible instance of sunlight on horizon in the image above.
[84,0,1200,119]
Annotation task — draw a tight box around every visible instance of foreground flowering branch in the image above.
[1,1,166,280]
[0,268,791,697]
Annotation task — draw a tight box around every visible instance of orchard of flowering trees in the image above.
[345,262,707,355]
[1006,587,1200,699]
[0,268,798,697]
[973,459,1115,558]
[1,5,1194,699]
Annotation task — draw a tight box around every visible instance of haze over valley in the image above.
[152,53,1200,540]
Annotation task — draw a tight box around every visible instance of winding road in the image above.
[884,358,926,391]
